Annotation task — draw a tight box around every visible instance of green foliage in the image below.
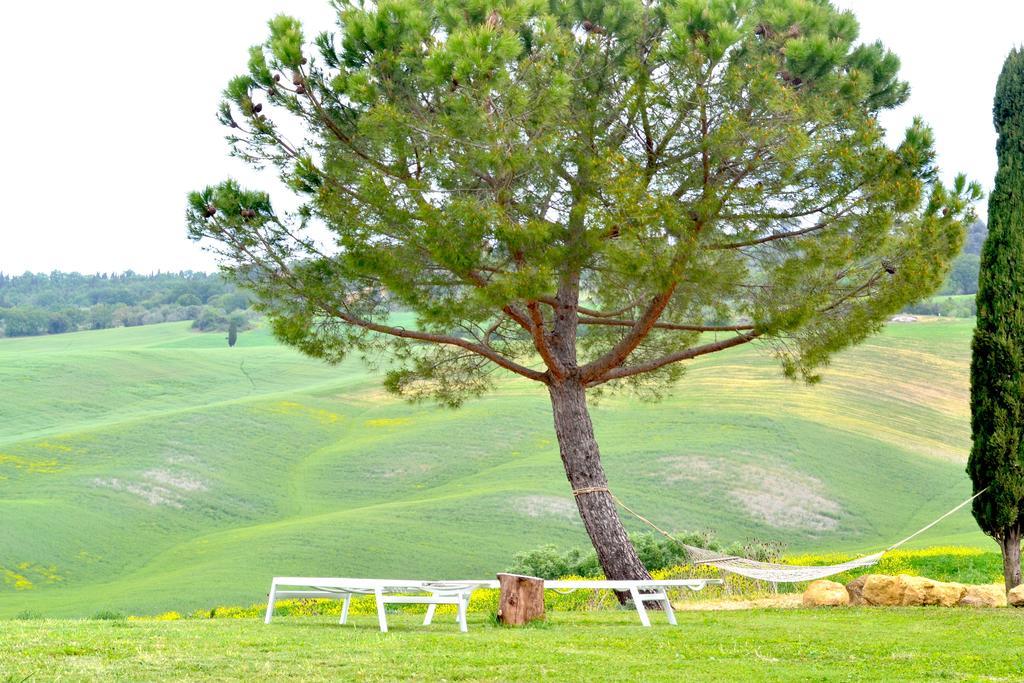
[0,307,50,337]
[508,544,593,580]
[191,0,980,404]
[924,220,986,296]
[941,254,981,296]
[969,48,1024,544]
[191,308,251,333]
[963,219,989,256]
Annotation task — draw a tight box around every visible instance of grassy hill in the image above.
[0,317,988,617]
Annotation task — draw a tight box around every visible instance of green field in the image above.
[0,317,989,618]
[4,610,1024,681]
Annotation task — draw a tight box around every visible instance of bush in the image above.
[191,307,254,332]
[91,610,125,621]
[0,307,49,336]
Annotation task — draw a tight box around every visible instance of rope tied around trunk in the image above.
[572,486,610,496]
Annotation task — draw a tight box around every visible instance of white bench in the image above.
[264,576,722,631]
[265,577,493,632]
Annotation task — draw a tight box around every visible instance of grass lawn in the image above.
[3,610,1024,681]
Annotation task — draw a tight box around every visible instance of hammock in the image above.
[573,486,987,584]
[681,546,885,583]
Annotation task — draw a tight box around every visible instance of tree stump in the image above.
[496,573,545,626]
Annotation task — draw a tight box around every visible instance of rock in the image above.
[860,574,967,607]
[898,575,966,607]
[802,580,850,607]
[861,574,905,606]
[1008,585,1024,607]
[959,584,1006,608]
[845,576,868,606]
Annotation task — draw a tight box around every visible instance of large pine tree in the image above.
[191,0,979,583]
[969,48,1024,591]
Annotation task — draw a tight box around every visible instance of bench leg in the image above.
[629,587,651,627]
[264,584,277,625]
[339,595,351,625]
[423,603,437,626]
[374,588,388,633]
[662,596,677,626]
[457,594,468,633]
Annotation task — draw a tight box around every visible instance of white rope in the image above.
[884,487,987,551]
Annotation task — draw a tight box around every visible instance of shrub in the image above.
[91,610,125,621]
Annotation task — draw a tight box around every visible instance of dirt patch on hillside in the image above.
[91,477,184,508]
[515,495,577,519]
[92,466,210,508]
[660,456,842,531]
[143,469,208,492]
[733,465,841,531]
[369,463,431,479]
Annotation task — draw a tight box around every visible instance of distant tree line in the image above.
[0,271,255,337]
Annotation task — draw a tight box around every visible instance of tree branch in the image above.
[578,317,755,332]
[713,214,845,250]
[587,332,761,386]
[527,300,567,380]
[579,285,678,382]
[326,305,547,382]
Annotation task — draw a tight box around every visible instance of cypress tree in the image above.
[969,48,1024,591]
[227,321,238,348]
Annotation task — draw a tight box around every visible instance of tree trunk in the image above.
[496,573,546,625]
[999,530,1022,592]
[548,377,651,595]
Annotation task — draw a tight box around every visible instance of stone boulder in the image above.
[802,580,850,607]
[899,575,966,607]
[859,574,967,607]
[959,584,1007,608]
[861,574,904,606]
[845,576,868,606]
[1009,585,1024,607]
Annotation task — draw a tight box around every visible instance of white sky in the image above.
[0,1,1021,274]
